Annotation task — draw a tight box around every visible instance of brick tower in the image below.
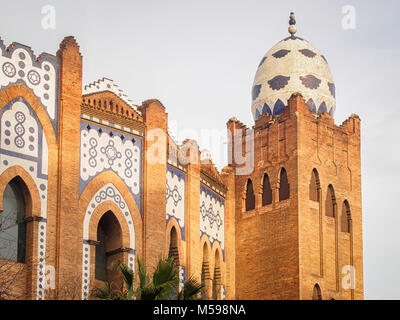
[227,13,363,300]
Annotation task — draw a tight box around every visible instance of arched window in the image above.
[212,250,222,300]
[201,243,210,299]
[309,169,320,202]
[262,173,273,206]
[312,284,322,300]
[326,185,336,218]
[245,179,255,211]
[168,227,180,299]
[0,178,27,263]
[279,168,290,201]
[168,227,179,266]
[95,211,122,285]
[341,200,351,233]
[109,101,113,111]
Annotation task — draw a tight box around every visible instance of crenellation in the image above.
[0,12,363,301]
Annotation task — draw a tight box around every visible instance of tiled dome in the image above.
[251,16,336,121]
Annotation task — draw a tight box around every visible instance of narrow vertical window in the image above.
[279,168,290,201]
[245,179,255,211]
[201,243,210,299]
[309,169,320,202]
[168,227,179,299]
[212,250,221,300]
[326,185,336,218]
[262,173,273,206]
[341,201,351,233]
[168,227,180,266]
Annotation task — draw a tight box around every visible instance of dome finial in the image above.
[288,12,297,36]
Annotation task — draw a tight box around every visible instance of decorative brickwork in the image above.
[0,29,362,301]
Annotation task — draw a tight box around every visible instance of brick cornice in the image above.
[81,104,145,133]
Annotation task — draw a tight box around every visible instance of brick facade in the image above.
[0,35,363,300]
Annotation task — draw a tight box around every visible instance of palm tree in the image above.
[90,256,203,300]
[90,282,124,300]
[177,276,203,300]
[136,256,178,300]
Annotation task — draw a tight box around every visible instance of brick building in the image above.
[0,14,363,300]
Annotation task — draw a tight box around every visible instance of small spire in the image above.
[288,12,297,36]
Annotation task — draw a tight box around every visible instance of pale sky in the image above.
[1,0,399,299]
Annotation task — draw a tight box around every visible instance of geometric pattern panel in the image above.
[79,120,142,213]
[166,166,185,240]
[0,98,49,300]
[81,183,136,300]
[0,39,59,136]
[200,184,225,260]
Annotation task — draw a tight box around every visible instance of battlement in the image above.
[83,77,138,112]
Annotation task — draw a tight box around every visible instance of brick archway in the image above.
[0,165,44,299]
[80,178,141,299]
[0,84,57,145]
[165,217,184,263]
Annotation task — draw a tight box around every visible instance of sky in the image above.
[1,0,399,299]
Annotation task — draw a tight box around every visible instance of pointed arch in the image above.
[0,177,28,263]
[244,179,255,211]
[94,210,123,285]
[80,172,143,300]
[312,283,322,300]
[0,165,44,299]
[165,217,184,265]
[79,170,142,238]
[309,168,320,202]
[0,165,41,217]
[261,173,273,206]
[200,235,211,299]
[326,184,336,218]
[168,226,180,266]
[279,167,290,201]
[0,84,57,145]
[341,200,352,233]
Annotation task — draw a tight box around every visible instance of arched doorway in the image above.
[95,210,122,287]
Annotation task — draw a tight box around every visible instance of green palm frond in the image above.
[136,256,149,291]
[152,257,179,300]
[112,260,135,299]
[178,276,204,300]
[89,282,122,300]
